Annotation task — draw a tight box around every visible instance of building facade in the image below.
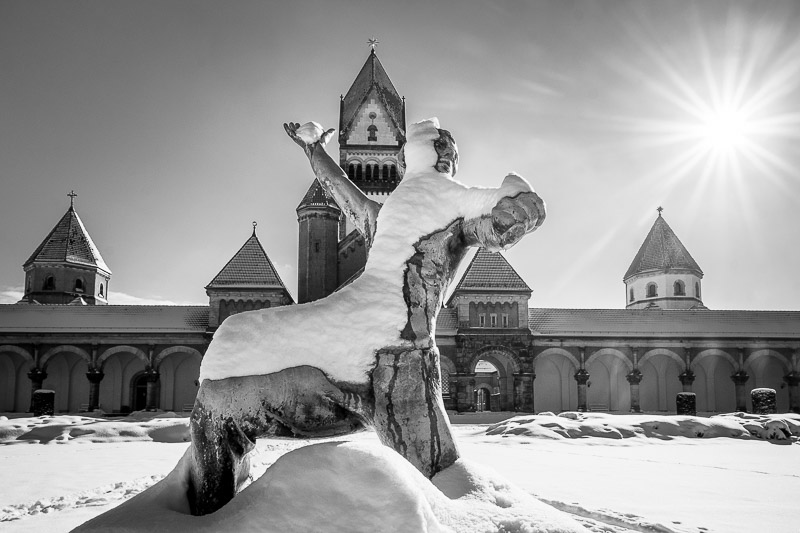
[1,50,798,416]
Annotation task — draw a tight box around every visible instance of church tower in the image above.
[624,209,705,310]
[21,195,111,305]
[297,46,406,303]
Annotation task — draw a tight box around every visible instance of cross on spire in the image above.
[68,190,77,207]
[657,206,663,216]
[367,37,379,51]
[252,221,258,236]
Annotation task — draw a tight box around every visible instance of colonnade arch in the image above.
[533,348,578,413]
[0,346,33,412]
[639,348,683,412]
[585,348,631,412]
[692,349,736,412]
[467,347,521,412]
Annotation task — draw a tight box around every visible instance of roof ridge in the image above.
[624,215,702,280]
[448,248,531,304]
[206,232,289,291]
[24,206,111,273]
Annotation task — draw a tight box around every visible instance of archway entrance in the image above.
[465,349,521,412]
[474,388,491,412]
[131,373,148,412]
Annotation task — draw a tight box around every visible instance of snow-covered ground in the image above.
[0,411,797,532]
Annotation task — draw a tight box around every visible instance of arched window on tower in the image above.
[43,276,55,291]
[365,164,374,180]
[74,278,85,293]
[629,288,634,302]
[390,165,397,181]
[99,283,104,297]
[382,164,389,181]
[355,164,363,180]
[367,125,378,142]
[695,282,701,298]
[348,164,357,180]
[646,283,658,298]
[674,280,685,296]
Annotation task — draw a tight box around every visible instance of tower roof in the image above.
[624,213,703,280]
[340,50,405,140]
[449,248,531,304]
[24,205,110,274]
[206,231,289,290]
[297,179,340,211]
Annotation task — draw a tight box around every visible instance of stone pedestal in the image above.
[32,389,55,416]
[144,368,160,411]
[784,372,800,414]
[676,392,696,416]
[27,367,47,412]
[626,369,643,413]
[513,372,535,412]
[574,369,589,412]
[731,370,750,412]
[678,369,696,392]
[86,368,105,411]
[751,388,777,414]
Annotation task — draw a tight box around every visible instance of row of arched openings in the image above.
[39,276,103,296]
[346,163,398,182]
[631,280,700,301]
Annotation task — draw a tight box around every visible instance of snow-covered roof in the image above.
[528,308,800,338]
[0,305,209,333]
[24,206,111,274]
[624,214,702,280]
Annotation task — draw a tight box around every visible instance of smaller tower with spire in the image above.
[624,208,705,310]
[21,193,111,305]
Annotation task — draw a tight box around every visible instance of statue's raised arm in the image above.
[284,122,381,248]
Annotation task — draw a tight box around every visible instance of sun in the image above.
[697,104,750,153]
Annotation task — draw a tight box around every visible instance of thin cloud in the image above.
[0,287,23,304]
[108,292,205,306]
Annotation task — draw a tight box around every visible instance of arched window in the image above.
[390,165,397,180]
[695,282,701,298]
[74,278,84,293]
[355,164,363,180]
[646,283,657,298]
[367,125,378,142]
[629,288,634,302]
[365,165,373,180]
[382,164,389,180]
[674,280,685,296]
[43,276,55,291]
[347,164,357,180]
[99,283,104,297]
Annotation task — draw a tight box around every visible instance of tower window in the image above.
[695,282,701,298]
[347,164,357,180]
[674,280,685,296]
[74,278,85,293]
[314,241,320,253]
[382,164,389,180]
[646,283,657,298]
[365,164,374,180]
[478,314,486,327]
[390,165,397,180]
[99,283,104,297]
[356,164,363,180]
[629,288,634,302]
[43,276,55,291]
[367,125,378,142]
[490,314,497,327]
[501,314,509,328]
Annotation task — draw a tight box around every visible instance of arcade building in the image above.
[1,50,798,416]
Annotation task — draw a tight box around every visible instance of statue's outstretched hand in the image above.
[489,174,546,250]
[283,122,336,157]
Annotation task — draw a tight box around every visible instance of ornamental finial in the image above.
[367,37,379,51]
[252,221,258,235]
[657,206,663,216]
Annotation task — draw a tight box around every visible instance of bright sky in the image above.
[1,0,798,310]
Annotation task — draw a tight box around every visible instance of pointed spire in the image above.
[340,49,405,141]
[296,179,340,211]
[24,204,110,274]
[624,213,702,280]
[206,229,289,290]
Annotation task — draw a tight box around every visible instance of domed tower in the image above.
[21,194,111,305]
[624,208,705,310]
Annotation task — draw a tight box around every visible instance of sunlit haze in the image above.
[1,0,798,310]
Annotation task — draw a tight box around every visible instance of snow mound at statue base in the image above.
[73,440,587,533]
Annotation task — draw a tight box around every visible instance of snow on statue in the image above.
[186,117,546,515]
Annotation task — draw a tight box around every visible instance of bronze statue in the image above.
[186,118,546,515]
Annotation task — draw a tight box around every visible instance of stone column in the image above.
[513,372,535,413]
[86,368,104,411]
[626,369,643,413]
[731,370,750,412]
[144,367,160,411]
[678,369,696,392]
[574,369,589,412]
[784,372,800,414]
[27,367,47,412]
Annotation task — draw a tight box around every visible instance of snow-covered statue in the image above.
[187,118,546,515]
